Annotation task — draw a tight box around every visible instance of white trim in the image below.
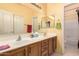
[61,6,64,54]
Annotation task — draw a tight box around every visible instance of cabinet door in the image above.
[25,47,28,56]
[53,36,57,51]
[52,36,57,52]
[49,38,53,55]
[2,48,25,56]
[28,42,41,56]
[48,37,57,55]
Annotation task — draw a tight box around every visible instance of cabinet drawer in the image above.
[42,39,49,46]
[41,39,49,56]
[42,45,48,52]
[42,50,48,56]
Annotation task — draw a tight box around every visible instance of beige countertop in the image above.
[0,33,56,53]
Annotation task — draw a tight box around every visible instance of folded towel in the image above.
[0,44,10,51]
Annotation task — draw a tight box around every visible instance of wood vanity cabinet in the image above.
[0,36,57,56]
[27,42,41,56]
[48,38,53,55]
[24,46,28,56]
[1,47,25,56]
[48,36,57,55]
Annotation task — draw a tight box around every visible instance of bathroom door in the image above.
[64,8,78,49]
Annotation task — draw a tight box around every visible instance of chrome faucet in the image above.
[16,35,22,41]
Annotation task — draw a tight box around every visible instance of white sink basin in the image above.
[8,39,32,47]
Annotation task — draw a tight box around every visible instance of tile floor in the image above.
[63,39,79,56]
[52,48,79,56]
[63,48,79,56]
[53,43,79,56]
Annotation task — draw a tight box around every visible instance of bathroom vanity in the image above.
[0,34,57,56]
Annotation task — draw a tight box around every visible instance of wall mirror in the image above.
[0,10,25,34]
[41,15,55,28]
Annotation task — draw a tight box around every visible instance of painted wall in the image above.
[33,3,65,53]
[46,3,64,53]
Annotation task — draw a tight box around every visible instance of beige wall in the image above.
[0,4,35,24]
[46,3,64,53]
[33,3,65,53]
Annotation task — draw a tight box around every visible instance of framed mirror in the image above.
[41,15,55,28]
[0,10,25,34]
